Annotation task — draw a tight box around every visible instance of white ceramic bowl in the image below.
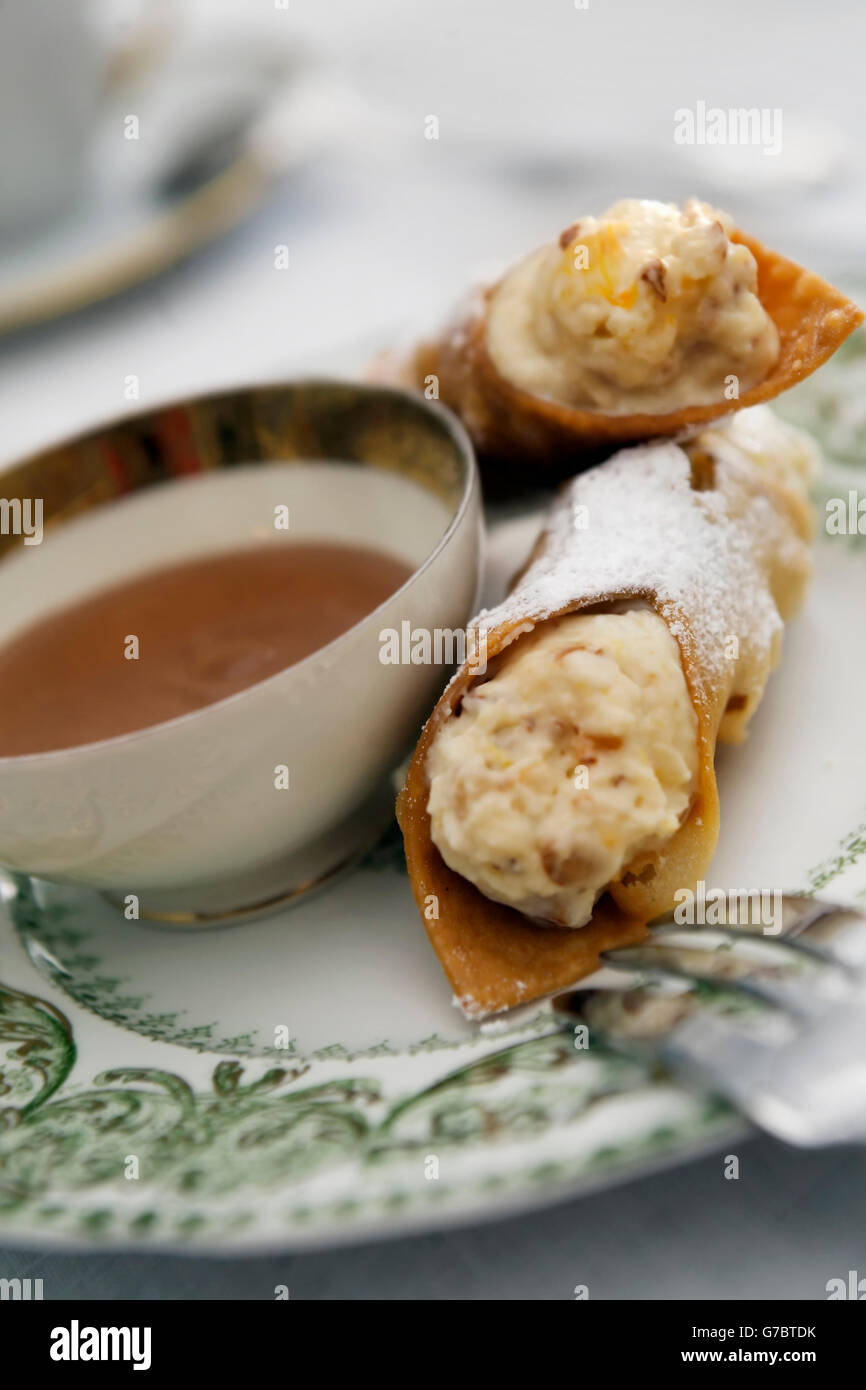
[0,381,481,921]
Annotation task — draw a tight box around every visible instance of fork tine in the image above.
[662,999,866,1146]
[647,921,850,972]
[544,897,866,1147]
[647,893,866,971]
[606,940,850,1018]
[788,903,866,971]
[603,944,743,985]
[647,892,822,937]
[659,1010,791,1127]
[603,947,807,1019]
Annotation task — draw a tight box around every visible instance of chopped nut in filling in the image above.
[486,198,779,414]
[426,607,698,928]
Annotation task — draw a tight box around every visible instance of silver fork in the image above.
[520,895,866,1147]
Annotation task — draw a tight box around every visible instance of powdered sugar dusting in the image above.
[470,414,810,714]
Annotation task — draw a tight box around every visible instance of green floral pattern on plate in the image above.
[775,321,866,469]
[0,978,737,1246]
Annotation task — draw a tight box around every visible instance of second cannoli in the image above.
[380,198,860,473]
[397,406,817,1016]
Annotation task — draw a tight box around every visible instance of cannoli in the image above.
[380,198,861,471]
[396,406,817,1016]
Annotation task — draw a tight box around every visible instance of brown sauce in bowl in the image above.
[0,541,412,755]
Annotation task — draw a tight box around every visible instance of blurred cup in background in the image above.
[0,0,169,241]
[0,0,104,238]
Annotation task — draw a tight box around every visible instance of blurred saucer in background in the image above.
[0,31,336,337]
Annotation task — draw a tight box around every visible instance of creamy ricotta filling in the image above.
[486,198,779,414]
[427,607,698,927]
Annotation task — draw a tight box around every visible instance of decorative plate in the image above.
[1,332,865,1253]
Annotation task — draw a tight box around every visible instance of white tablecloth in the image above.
[2,1137,865,1299]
